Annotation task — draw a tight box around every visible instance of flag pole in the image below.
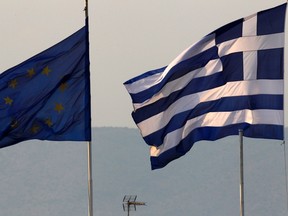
[84,1,93,216]
[284,2,288,211]
[239,129,244,216]
[87,141,93,216]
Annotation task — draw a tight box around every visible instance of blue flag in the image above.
[0,25,91,148]
[124,4,286,169]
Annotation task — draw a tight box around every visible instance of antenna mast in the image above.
[122,195,146,216]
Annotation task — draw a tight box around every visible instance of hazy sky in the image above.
[0,0,285,128]
[0,2,287,216]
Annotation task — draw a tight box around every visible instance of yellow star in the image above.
[59,82,68,92]
[42,66,51,76]
[9,79,18,88]
[11,120,18,128]
[55,103,64,113]
[4,97,13,105]
[45,118,53,127]
[27,68,36,77]
[31,124,40,134]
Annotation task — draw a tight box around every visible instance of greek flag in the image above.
[124,3,286,170]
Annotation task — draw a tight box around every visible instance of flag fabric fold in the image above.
[0,25,91,148]
[124,3,286,169]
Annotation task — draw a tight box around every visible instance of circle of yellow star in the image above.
[31,124,40,134]
[59,82,68,92]
[9,79,18,88]
[11,120,18,128]
[45,118,53,127]
[42,66,51,76]
[55,103,64,113]
[27,68,36,77]
[4,97,13,105]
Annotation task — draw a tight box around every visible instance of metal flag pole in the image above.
[239,129,244,216]
[84,0,93,216]
[87,141,93,216]
[284,1,288,211]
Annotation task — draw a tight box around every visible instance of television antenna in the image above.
[122,195,146,216]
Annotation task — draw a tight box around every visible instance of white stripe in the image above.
[133,59,223,110]
[242,12,257,80]
[243,51,257,80]
[164,34,215,74]
[150,109,284,157]
[137,80,283,137]
[125,34,215,94]
[124,71,164,94]
[243,13,257,36]
[218,33,284,57]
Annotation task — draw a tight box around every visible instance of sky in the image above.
[0,2,287,216]
[0,0,285,128]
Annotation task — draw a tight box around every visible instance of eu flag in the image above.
[0,25,91,148]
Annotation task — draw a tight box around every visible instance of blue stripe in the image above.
[141,95,283,146]
[150,124,284,169]
[128,46,219,103]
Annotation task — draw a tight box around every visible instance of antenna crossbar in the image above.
[122,195,146,216]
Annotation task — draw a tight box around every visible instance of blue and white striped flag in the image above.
[124,3,286,170]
